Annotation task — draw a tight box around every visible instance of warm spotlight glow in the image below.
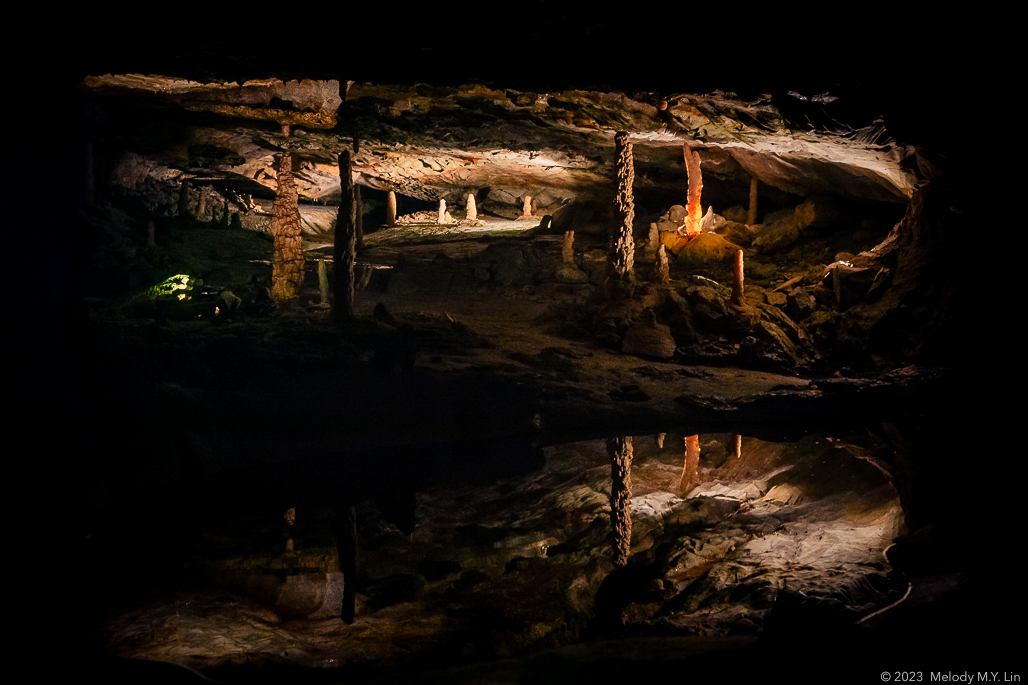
[683,201,703,236]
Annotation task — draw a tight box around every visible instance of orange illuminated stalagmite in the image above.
[682,143,703,236]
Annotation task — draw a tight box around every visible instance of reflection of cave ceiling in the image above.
[83,74,916,212]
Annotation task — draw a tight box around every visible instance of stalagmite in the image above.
[355,185,364,250]
[680,435,700,494]
[178,179,191,219]
[335,503,358,624]
[319,258,329,306]
[84,142,95,207]
[466,193,477,221]
[733,434,742,459]
[731,249,745,305]
[606,436,633,567]
[654,244,670,285]
[437,199,447,224]
[386,190,397,226]
[334,150,357,320]
[747,175,758,225]
[607,131,636,300]
[656,433,665,448]
[522,195,533,217]
[682,143,703,236]
[197,187,207,220]
[648,223,659,261]
[562,230,575,263]
[270,152,306,302]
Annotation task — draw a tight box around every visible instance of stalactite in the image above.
[437,199,447,224]
[333,150,357,320]
[683,143,703,236]
[654,244,670,285]
[607,131,636,300]
[386,190,397,226]
[731,249,745,306]
[606,436,633,567]
[270,152,306,302]
[747,175,758,225]
[562,230,575,263]
[466,193,477,221]
[680,435,700,494]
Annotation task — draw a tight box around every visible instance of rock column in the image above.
[607,436,633,567]
[437,199,447,224]
[334,150,357,320]
[270,152,306,302]
[607,131,636,300]
[466,193,477,221]
[683,143,703,235]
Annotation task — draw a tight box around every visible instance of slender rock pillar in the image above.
[731,249,745,306]
[386,190,397,226]
[523,195,533,217]
[334,150,357,320]
[270,152,306,302]
[607,131,636,300]
[747,175,758,225]
[437,199,447,224]
[607,436,634,567]
[733,434,743,459]
[466,193,477,221]
[562,230,575,263]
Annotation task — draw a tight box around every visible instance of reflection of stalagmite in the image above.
[748,175,758,225]
[734,434,743,459]
[386,190,397,226]
[334,150,357,320]
[607,131,636,300]
[606,436,633,567]
[466,193,477,221]
[680,435,700,494]
[270,152,306,302]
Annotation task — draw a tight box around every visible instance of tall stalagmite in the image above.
[683,143,703,235]
[731,249,745,305]
[680,435,700,494]
[607,436,633,567]
[270,152,305,302]
[334,150,357,320]
[607,131,635,300]
[466,193,477,221]
[386,190,397,226]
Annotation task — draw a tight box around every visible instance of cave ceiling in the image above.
[81,72,917,214]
